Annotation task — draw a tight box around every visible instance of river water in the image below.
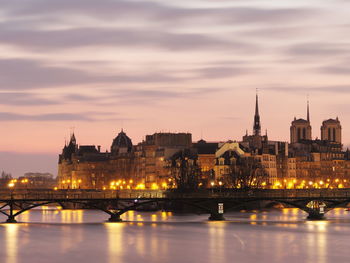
[0,208,349,263]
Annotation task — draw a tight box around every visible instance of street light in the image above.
[8,182,15,200]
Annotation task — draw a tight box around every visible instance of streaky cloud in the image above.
[0,112,121,122]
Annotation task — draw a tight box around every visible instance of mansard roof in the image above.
[111,130,133,153]
[193,140,218,155]
[77,145,99,155]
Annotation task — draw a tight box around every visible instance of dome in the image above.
[111,130,133,154]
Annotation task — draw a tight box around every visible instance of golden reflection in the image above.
[151,214,157,222]
[333,208,341,216]
[59,210,83,223]
[275,223,298,229]
[306,221,328,263]
[280,208,300,221]
[105,223,124,262]
[61,210,71,223]
[250,214,257,220]
[306,221,329,233]
[209,222,226,263]
[58,212,84,253]
[291,208,300,218]
[74,210,83,223]
[4,223,19,263]
[161,211,168,220]
[135,224,145,255]
[136,214,143,222]
[125,210,135,221]
[18,211,30,223]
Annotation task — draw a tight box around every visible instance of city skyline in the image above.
[1,0,350,176]
[1,94,349,177]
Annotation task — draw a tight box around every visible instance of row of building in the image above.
[57,95,350,189]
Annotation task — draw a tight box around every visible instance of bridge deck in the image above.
[1,189,350,201]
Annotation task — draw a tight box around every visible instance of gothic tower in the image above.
[242,92,267,150]
[321,117,342,144]
[290,100,312,144]
[253,93,261,136]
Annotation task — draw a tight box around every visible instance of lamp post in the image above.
[7,182,17,223]
[8,182,15,194]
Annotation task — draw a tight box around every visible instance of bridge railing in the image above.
[0,189,350,201]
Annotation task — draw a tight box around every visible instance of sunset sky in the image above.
[1,0,350,176]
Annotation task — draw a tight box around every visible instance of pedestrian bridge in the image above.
[1,189,350,223]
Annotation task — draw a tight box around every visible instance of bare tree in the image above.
[228,156,268,189]
[170,150,200,191]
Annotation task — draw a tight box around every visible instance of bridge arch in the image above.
[0,200,118,223]
[223,198,332,219]
[115,199,216,216]
[0,199,221,223]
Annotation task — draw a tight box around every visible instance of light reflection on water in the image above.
[4,223,19,263]
[0,208,350,263]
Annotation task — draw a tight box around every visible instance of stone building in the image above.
[321,118,342,144]
[214,141,246,180]
[290,101,312,144]
[58,131,194,189]
[193,139,219,183]
[287,104,350,188]
[58,131,135,189]
[133,133,193,188]
[57,94,350,190]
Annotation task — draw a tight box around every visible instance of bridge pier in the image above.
[108,214,122,222]
[208,213,225,221]
[6,215,17,223]
[307,211,325,220]
[4,202,17,223]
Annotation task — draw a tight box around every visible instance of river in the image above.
[0,208,349,263]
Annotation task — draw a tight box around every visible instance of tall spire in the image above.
[70,132,76,145]
[307,96,310,123]
[253,90,261,136]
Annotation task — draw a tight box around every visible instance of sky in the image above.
[0,0,350,177]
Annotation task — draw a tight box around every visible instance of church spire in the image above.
[307,97,310,123]
[70,132,76,145]
[253,91,261,136]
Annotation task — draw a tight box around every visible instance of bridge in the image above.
[1,189,350,223]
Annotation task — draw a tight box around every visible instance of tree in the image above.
[170,150,200,191]
[1,171,12,179]
[228,156,268,189]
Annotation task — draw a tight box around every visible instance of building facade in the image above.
[57,95,350,190]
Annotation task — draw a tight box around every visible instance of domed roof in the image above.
[111,129,133,154]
